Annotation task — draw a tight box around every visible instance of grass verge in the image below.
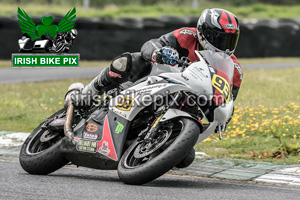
[196,67,300,165]
[0,67,300,164]
[1,3,300,19]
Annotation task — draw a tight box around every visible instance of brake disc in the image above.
[133,129,172,158]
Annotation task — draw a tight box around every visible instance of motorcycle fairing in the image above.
[109,76,193,121]
[61,110,130,169]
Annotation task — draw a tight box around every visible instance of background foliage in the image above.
[3,0,299,6]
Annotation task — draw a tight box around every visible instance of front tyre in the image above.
[19,109,69,175]
[118,118,200,185]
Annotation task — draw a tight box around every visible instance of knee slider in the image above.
[96,53,133,91]
[110,52,132,73]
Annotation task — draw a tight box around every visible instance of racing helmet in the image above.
[70,29,78,39]
[197,8,240,55]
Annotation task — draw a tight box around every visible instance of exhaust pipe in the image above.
[63,82,84,140]
[64,99,74,140]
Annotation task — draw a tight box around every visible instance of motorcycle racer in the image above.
[64,8,243,168]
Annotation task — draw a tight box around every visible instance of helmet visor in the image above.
[202,25,239,52]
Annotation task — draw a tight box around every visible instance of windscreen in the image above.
[196,50,234,82]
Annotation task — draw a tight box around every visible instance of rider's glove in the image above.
[151,46,179,66]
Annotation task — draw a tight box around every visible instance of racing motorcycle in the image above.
[19,50,234,185]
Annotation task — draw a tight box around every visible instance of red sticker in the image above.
[96,116,118,161]
[109,71,122,78]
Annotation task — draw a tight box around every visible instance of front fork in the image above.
[143,91,182,142]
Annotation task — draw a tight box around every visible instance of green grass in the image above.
[239,57,300,65]
[196,67,300,165]
[1,66,300,164]
[235,67,300,108]
[196,102,300,165]
[1,3,300,19]
[0,79,91,133]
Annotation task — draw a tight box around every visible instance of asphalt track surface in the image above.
[1,62,300,84]
[1,158,300,200]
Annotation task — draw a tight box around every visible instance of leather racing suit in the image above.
[82,27,243,103]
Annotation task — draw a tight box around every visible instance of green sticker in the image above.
[115,121,124,134]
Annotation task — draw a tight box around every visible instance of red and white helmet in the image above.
[197,8,240,55]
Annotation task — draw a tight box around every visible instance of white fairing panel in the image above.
[148,63,181,76]
[196,99,233,144]
[109,76,192,121]
[181,59,213,96]
[214,99,234,124]
[159,59,213,97]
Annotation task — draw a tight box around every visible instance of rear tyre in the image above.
[19,109,69,175]
[118,118,200,185]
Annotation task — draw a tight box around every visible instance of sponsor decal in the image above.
[135,84,165,94]
[83,132,98,140]
[111,108,127,118]
[115,121,124,134]
[188,66,209,80]
[98,141,110,155]
[76,139,97,153]
[116,97,134,111]
[181,74,189,81]
[195,67,209,78]
[179,29,196,38]
[109,71,122,78]
[86,123,98,132]
[12,7,79,68]
[96,116,118,161]
[219,11,238,33]
[224,24,237,30]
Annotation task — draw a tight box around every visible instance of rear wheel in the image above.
[118,118,200,185]
[19,109,69,175]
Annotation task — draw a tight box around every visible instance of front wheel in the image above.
[19,109,69,175]
[118,118,200,185]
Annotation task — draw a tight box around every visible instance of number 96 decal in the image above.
[211,74,230,103]
[116,97,134,111]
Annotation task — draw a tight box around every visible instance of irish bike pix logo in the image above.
[12,7,79,68]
